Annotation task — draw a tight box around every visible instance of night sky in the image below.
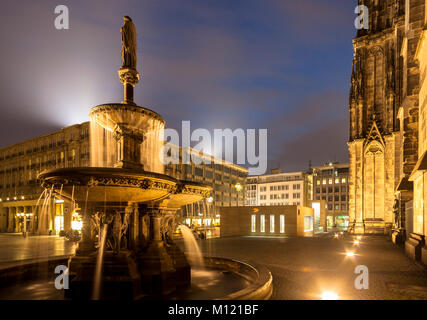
[0,0,356,172]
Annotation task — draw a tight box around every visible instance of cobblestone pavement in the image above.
[0,234,76,267]
[189,234,427,300]
[1,233,427,300]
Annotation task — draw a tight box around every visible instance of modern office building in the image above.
[245,169,312,207]
[0,122,247,234]
[312,162,349,229]
[164,144,248,230]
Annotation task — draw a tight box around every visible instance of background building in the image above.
[0,122,89,234]
[245,169,312,207]
[221,205,315,238]
[164,145,248,232]
[0,122,247,235]
[312,162,349,229]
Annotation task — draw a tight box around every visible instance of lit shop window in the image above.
[304,216,313,232]
[251,214,256,232]
[342,178,347,183]
[335,178,340,184]
[280,215,285,233]
[270,215,275,233]
[316,180,320,185]
[328,178,333,184]
[260,215,265,233]
[322,179,326,185]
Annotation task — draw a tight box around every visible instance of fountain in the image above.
[0,16,273,300]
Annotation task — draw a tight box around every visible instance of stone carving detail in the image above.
[91,210,131,254]
[350,53,364,103]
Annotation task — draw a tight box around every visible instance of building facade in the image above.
[0,122,247,234]
[245,169,312,207]
[0,123,89,234]
[312,162,349,229]
[164,145,248,229]
[409,0,427,264]
[348,0,423,234]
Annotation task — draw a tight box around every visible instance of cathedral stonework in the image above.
[348,0,423,235]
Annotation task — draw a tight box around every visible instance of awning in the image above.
[395,176,413,192]
[409,150,427,181]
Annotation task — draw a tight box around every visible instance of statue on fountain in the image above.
[119,16,139,104]
[121,16,137,70]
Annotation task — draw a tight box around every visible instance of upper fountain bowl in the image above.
[89,103,165,136]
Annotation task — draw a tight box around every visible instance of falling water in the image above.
[93,224,108,300]
[89,108,165,173]
[179,225,204,268]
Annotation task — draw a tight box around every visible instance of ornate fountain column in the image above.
[119,68,139,105]
[137,205,177,295]
[113,126,144,170]
[76,207,95,255]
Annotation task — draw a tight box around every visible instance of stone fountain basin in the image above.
[0,256,272,300]
[38,167,211,207]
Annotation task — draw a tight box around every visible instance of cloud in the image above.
[263,91,349,171]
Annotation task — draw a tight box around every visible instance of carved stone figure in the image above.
[110,211,130,254]
[121,16,137,69]
[393,198,400,229]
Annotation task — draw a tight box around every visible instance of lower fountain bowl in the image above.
[0,256,272,300]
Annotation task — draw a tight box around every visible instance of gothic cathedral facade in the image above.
[348,0,423,234]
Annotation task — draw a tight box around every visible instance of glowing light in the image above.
[353,240,360,245]
[357,236,362,240]
[6,198,9,201]
[71,220,82,231]
[234,183,243,192]
[71,212,82,231]
[207,197,213,203]
[346,252,355,257]
[321,291,339,300]
[334,233,339,238]
[21,196,25,200]
[55,199,64,203]
[216,214,220,218]
[13,197,17,200]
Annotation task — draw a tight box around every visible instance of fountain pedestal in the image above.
[137,206,178,296]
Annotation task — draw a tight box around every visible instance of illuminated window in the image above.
[342,178,346,183]
[280,215,285,233]
[328,178,333,184]
[304,216,313,232]
[251,215,256,232]
[270,215,275,233]
[322,179,326,185]
[316,180,320,185]
[260,215,265,233]
[335,178,339,184]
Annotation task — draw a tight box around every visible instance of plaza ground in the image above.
[0,233,427,299]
